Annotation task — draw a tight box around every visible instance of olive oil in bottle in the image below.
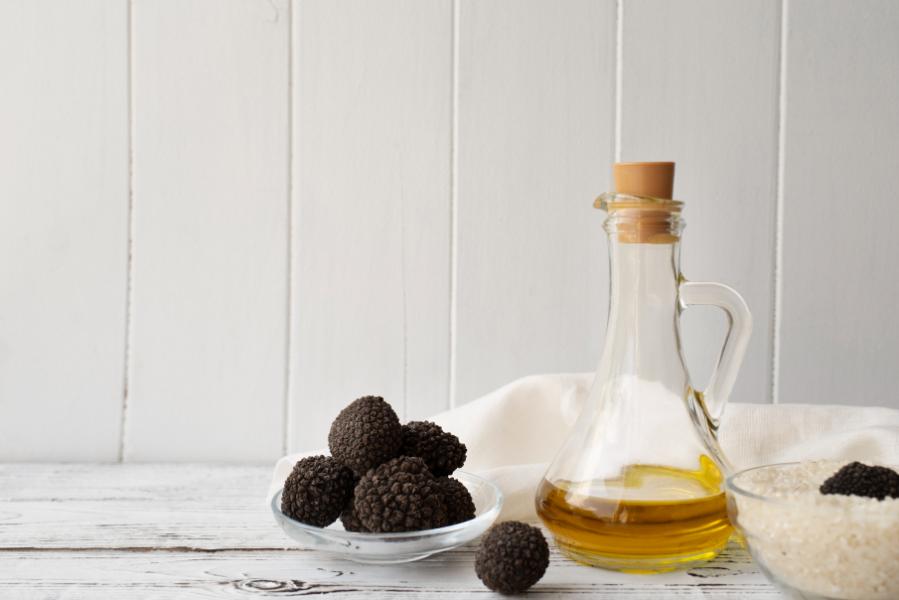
[536,457,732,573]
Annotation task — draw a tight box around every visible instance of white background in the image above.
[1,0,897,462]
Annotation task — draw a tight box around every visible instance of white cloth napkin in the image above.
[270,374,899,522]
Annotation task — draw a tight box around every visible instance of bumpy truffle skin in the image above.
[353,456,448,532]
[439,477,476,525]
[281,456,355,527]
[339,504,369,532]
[400,421,467,476]
[329,396,402,476]
[820,461,899,500]
[475,522,549,595]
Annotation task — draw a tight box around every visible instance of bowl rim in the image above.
[270,469,504,540]
[726,460,899,508]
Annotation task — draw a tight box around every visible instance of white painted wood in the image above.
[453,0,617,405]
[620,0,781,405]
[778,0,899,408]
[0,464,775,599]
[0,464,283,549]
[291,0,453,450]
[3,1,899,462]
[0,1,128,460]
[0,549,777,599]
[127,0,290,460]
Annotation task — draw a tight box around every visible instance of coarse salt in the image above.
[729,461,899,600]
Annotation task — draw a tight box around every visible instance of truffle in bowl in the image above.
[271,470,502,564]
[726,461,899,600]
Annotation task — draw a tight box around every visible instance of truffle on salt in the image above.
[820,461,899,500]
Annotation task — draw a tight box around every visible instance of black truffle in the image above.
[439,477,476,525]
[329,396,403,476]
[475,521,549,595]
[820,461,899,500]
[281,455,355,527]
[339,504,369,533]
[353,456,448,532]
[400,421,467,476]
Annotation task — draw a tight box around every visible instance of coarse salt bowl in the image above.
[726,461,899,600]
[271,470,502,564]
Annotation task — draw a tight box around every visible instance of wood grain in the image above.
[126,0,289,460]
[0,464,284,550]
[453,0,617,405]
[778,0,899,407]
[291,0,453,450]
[620,0,780,404]
[0,549,778,599]
[0,0,129,460]
[0,464,775,599]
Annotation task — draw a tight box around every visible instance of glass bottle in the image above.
[536,162,752,573]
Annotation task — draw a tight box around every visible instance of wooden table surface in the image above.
[0,464,780,599]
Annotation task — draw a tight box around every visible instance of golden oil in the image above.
[536,457,732,573]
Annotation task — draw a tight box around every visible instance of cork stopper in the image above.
[603,161,680,244]
[613,162,675,199]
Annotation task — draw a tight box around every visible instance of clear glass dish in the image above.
[726,462,899,600]
[270,470,503,564]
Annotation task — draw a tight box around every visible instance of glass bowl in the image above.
[270,470,503,564]
[726,462,899,600]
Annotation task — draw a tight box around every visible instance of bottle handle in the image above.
[678,281,752,424]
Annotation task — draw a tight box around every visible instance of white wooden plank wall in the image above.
[619,0,780,404]
[126,0,289,460]
[1,0,898,460]
[290,0,452,451]
[453,0,616,405]
[0,0,129,460]
[778,0,899,407]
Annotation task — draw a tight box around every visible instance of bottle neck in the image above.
[596,212,686,386]
[604,207,684,317]
[606,239,681,334]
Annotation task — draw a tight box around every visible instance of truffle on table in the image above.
[328,395,403,476]
[353,456,448,533]
[281,455,355,528]
[475,521,549,595]
[400,421,467,476]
